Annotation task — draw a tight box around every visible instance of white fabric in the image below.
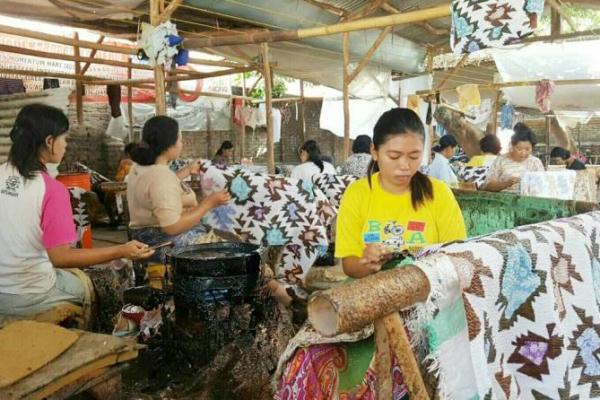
[272,108,282,143]
[520,170,577,200]
[139,21,179,68]
[0,164,54,294]
[290,161,336,182]
[124,96,232,132]
[319,97,398,139]
[493,40,600,111]
[428,153,458,187]
[105,115,127,140]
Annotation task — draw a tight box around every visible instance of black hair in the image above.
[216,140,234,157]
[550,146,570,160]
[8,103,69,180]
[352,135,372,154]
[124,143,137,157]
[511,122,538,146]
[479,134,501,155]
[432,134,458,153]
[367,107,433,210]
[131,116,179,166]
[300,139,324,172]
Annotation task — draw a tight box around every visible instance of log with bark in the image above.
[434,105,485,158]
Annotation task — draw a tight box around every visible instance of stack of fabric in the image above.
[409,211,600,399]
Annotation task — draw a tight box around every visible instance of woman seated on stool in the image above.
[0,104,154,317]
[127,116,230,263]
[275,108,466,399]
[483,123,544,193]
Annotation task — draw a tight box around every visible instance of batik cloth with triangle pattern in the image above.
[451,0,545,55]
[408,211,600,399]
[197,160,335,298]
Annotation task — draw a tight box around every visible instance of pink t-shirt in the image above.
[0,163,76,294]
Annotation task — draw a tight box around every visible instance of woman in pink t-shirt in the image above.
[0,104,154,316]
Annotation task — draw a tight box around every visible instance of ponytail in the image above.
[131,115,179,166]
[8,104,69,180]
[300,139,324,172]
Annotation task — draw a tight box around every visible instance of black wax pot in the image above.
[166,242,263,366]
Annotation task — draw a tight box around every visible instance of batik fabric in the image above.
[451,0,545,54]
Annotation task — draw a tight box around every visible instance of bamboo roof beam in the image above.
[85,66,254,86]
[0,24,247,69]
[516,28,600,44]
[0,24,136,56]
[184,4,451,48]
[343,0,386,22]
[380,2,447,36]
[346,26,392,83]
[416,78,600,96]
[303,0,347,17]
[159,0,183,23]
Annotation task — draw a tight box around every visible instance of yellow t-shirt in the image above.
[335,173,467,258]
[466,154,497,168]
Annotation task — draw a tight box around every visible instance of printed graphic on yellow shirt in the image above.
[363,219,427,253]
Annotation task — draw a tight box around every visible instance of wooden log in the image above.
[433,105,484,158]
[373,318,393,400]
[184,5,451,48]
[73,33,83,125]
[383,313,430,400]
[516,28,600,44]
[262,43,275,174]
[342,32,350,161]
[308,265,430,336]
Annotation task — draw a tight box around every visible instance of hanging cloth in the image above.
[535,80,555,114]
[407,95,421,114]
[451,0,546,54]
[456,84,481,111]
[500,103,515,129]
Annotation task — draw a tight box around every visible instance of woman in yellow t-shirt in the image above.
[276,108,467,399]
[337,107,466,278]
[466,134,501,168]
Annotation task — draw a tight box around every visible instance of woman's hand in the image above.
[188,159,202,175]
[358,244,390,274]
[505,176,520,188]
[203,190,231,209]
[118,240,155,260]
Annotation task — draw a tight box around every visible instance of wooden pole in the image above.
[262,43,275,174]
[545,115,551,168]
[84,67,253,86]
[80,36,105,76]
[342,32,350,161]
[159,0,183,23]
[127,57,134,142]
[240,72,247,160]
[300,79,306,144]
[491,91,502,135]
[185,5,451,48]
[150,0,167,115]
[73,32,83,125]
